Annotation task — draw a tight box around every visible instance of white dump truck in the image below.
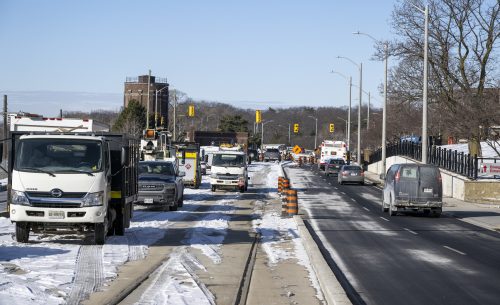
[5,115,139,245]
[210,150,249,193]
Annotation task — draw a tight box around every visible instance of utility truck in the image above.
[210,150,249,193]
[6,115,139,245]
[174,142,201,189]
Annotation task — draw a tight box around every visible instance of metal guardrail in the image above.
[369,141,485,180]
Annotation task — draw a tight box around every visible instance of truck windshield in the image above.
[15,139,103,173]
[212,154,245,167]
[139,162,175,176]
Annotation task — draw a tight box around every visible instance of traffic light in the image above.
[188,105,195,117]
[329,123,335,133]
[255,110,262,123]
[293,123,299,133]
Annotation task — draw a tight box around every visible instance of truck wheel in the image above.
[382,199,389,213]
[244,182,248,191]
[431,208,442,218]
[211,186,216,192]
[15,222,30,243]
[239,186,245,193]
[114,208,125,236]
[178,194,184,207]
[169,204,178,211]
[94,219,107,245]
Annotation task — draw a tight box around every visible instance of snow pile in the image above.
[439,142,500,158]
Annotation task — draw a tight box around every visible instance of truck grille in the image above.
[27,192,86,199]
[30,202,82,208]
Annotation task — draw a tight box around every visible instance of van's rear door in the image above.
[397,166,419,202]
[418,166,441,202]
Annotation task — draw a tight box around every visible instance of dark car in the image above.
[337,165,364,185]
[324,158,346,176]
[382,164,442,217]
[264,149,281,162]
[138,161,185,211]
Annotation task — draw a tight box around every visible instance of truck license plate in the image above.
[144,198,154,204]
[423,188,433,193]
[48,211,65,219]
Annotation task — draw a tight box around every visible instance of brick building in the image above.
[124,75,169,129]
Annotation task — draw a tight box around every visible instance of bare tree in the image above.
[389,0,500,153]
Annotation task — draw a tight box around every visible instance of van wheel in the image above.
[15,222,30,243]
[382,199,389,213]
[431,208,442,218]
[211,186,216,192]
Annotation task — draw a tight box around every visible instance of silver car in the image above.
[337,165,364,185]
[382,164,442,217]
[138,161,185,211]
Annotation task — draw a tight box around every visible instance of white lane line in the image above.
[380,217,389,222]
[404,228,418,235]
[443,246,466,256]
[341,192,346,195]
[362,207,370,211]
[329,182,332,185]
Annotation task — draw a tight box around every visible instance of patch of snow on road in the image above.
[406,249,452,265]
[134,248,215,305]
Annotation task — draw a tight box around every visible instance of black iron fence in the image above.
[369,141,480,180]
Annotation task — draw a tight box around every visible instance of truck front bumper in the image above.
[9,205,106,224]
[210,178,243,188]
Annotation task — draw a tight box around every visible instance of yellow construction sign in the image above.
[292,145,302,154]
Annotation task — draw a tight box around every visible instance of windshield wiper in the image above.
[57,169,94,176]
[19,167,56,177]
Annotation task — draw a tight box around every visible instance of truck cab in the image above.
[210,151,249,193]
[6,115,138,245]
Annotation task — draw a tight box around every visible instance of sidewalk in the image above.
[364,171,500,232]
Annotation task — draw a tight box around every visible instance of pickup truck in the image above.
[137,160,185,211]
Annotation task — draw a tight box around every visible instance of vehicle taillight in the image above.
[395,170,400,182]
[360,171,364,176]
[342,171,348,176]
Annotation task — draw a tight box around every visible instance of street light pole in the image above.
[173,89,177,141]
[353,31,389,175]
[288,123,291,146]
[337,56,362,164]
[330,71,352,151]
[155,85,169,129]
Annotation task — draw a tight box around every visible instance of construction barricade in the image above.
[286,189,298,216]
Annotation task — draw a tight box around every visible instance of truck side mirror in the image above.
[379,173,385,180]
[121,147,130,167]
[178,171,186,177]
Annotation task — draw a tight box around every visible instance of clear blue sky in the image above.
[0,0,398,115]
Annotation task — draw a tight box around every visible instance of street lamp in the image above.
[353,30,389,175]
[261,120,274,151]
[330,70,352,152]
[336,116,348,138]
[308,115,318,149]
[338,56,362,164]
[406,2,429,163]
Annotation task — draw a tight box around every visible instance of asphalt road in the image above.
[286,164,500,305]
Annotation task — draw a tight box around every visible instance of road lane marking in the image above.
[380,217,389,222]
[341,192,346,195]
[363,207,370,211]
[404,228,418,235]
[351,198,357,202]
[443,246,466,256]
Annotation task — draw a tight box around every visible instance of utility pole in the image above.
[146,69,151,129]
[3,95,7,162]
[348,76,352,152]
[358,63,363,164]
[367,92,370,131]
[422,4,429,164]
[173,90,177,141]
[288,123,291,146]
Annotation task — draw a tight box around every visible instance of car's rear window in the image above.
[344,166,361,170]
[267,149,279,153]
[400,167,417,179]
[420,167,439,181]
[329,159,345,164]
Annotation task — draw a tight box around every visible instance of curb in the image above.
[294,215,352,305]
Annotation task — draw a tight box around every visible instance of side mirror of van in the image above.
[121,147,130,167]
[379,173,385,180]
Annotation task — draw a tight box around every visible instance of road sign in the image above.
[293,123,299,133]
[292,145,302,154]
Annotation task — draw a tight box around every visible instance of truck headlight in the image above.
[238,175,245,181]
[81,191,104,207]
[210,173,218,179]
[12,190,30,206]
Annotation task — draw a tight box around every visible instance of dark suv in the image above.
[324,158,346,176]
[382,164,442,217]
[264,149,281,162]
